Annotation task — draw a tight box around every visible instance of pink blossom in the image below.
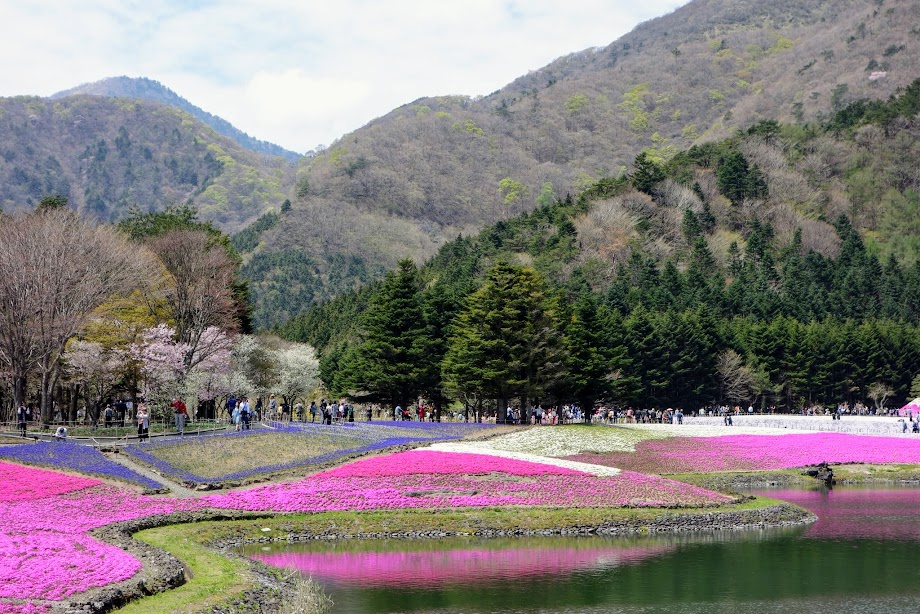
[568,433,920,474]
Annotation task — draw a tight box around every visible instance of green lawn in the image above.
[120,523,254,614]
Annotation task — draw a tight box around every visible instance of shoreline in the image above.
[55,498,813,613]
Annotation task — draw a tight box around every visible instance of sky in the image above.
[2,1,688,154]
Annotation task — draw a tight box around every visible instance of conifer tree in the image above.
[348,259,426,409]
[442,262,566,421]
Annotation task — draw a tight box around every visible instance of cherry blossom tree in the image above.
[272,343,320,409]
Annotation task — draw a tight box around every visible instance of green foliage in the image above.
[36,194,68,211]
[631,152,665,195]
[230,210,280,254]
[442,262,566,416]
[716,150,767,206]
[344,260,429,408]
[498,177,528,208]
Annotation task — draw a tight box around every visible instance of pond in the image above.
[241,486,920,613]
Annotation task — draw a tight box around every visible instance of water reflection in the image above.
[252,538,677,588]
[752,486,920,541]
[243,487,920,613]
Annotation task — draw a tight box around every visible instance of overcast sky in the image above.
[2,1,687,154]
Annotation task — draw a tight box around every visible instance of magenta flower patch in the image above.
[204,451,732,512]
[315,450,592,478]
[568,433,920,474]
[0,461,202,605]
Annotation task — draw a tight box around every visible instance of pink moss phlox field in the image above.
[315,450,591,478]
[204,452,732,512]
[0,462,98,502]
[0,461,203,604]
[568,433,920,474]
[254,543,675,587]
[0,603,51,614]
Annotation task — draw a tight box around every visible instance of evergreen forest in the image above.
[280,82,920,415]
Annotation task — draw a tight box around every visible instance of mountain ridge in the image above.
[52,76,302,161]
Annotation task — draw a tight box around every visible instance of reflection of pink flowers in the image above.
[568,433,920,474]
[754,488,920,542]
[254,543,675,587]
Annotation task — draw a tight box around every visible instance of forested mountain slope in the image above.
[0,95,294,229]
[246,0,920,327]
[280,82,920,411]
[53,77,302,161]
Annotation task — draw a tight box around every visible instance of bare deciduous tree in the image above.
[717,349,756,405]
[0,209,157,422]
[868,382,894,412]
[146,230,240,368]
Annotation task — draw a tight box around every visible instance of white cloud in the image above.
[0,0,688,153]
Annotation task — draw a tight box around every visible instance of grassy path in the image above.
[107,451,200,497]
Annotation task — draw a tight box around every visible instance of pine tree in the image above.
[562,292,630,420]
[349,259,427,409]
[442,262,566,421]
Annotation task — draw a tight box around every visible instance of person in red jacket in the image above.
[171,398,188,435]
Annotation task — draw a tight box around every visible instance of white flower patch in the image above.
[423,442,621,476]
[620,424,813,438]
[457,425,671,456]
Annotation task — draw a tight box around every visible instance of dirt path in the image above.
[107,452,200,498]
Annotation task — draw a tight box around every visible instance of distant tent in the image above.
[898,398,920,416]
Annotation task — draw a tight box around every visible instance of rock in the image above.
[802,461,835,485]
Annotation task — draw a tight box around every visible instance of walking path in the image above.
[106,452,200,498]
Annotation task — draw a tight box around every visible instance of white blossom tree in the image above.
[272,343,320,410]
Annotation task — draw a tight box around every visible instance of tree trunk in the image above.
[497,398,508,424]
[40,369,54,426]
[69,383,80,423]
[13,374,27,412]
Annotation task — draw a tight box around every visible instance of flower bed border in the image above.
[49,497,813,613]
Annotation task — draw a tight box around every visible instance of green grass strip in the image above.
[120,524,253,614]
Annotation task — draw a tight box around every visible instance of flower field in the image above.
[203,450,733,512]
[567,433,920,474]
[455,424,812,458]
[0,461,201,609]
[15,423,920,610]
[122,421,504,483]
[0,442,163,489]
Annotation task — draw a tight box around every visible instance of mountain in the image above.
[52,77,302,161]
[241,0,920,327]
[0,94,294,230]
[279,84,920,409]
[2,0,918,330]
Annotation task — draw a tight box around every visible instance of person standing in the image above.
[232,402,242,431]
[242,397,252,430]
[309,401,317,423]
[171,398,188,435]
[16,404,27,437]
[137,404,149,441]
